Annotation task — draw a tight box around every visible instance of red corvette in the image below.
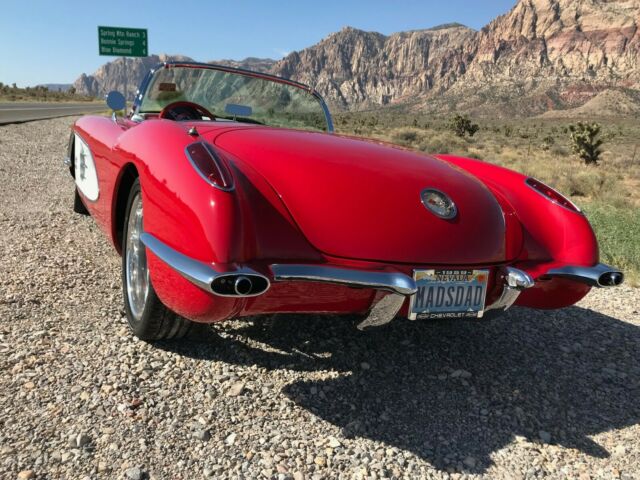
[66,62,623,340]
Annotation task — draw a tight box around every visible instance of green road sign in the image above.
[98,26,148,57]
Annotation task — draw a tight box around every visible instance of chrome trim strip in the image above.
[546,263,624,287]
[270,264,417,296]
[140,233,270,297]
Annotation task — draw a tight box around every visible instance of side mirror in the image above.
[106,91,126,111]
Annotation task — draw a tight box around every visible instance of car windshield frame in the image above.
[133,62,334,133]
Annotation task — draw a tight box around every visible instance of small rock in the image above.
[327,436,341,448]
[17,471,35,480]
[194,429,211,442]
[23,381,35,390]
[76,433,92,448]
[314,456,326,467]
[125,467,144,480]
[225,432,237,445]
[97,461,109,473]
[227,381,246,397]
[293,472,305,480]
[613,445,626,456]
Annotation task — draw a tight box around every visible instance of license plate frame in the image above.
[408,269,490,320]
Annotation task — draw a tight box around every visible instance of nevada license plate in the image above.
[409,269,489,320]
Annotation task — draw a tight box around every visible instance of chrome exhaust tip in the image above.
[598,271,624,287]
[210,273,270,297]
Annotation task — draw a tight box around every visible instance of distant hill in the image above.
[73,0,640,117]
[37,83,73,92]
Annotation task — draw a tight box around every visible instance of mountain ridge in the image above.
[73,0,640,117]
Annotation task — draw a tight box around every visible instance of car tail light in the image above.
[185,142,233,190]
[525,177,581,213]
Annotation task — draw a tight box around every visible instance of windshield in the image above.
[139,65,330,132]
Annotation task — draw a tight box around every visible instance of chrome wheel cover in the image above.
[125,193,149,321]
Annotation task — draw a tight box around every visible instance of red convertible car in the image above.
[66,62,623,340]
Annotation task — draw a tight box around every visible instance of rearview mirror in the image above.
[106,91,126,111]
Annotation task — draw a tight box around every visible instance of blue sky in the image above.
[0,0,516,87]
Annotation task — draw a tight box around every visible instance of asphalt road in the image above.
[0,102,106,125]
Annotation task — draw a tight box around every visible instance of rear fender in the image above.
[437,155,597,309]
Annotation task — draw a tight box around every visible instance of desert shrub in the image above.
[503,125,513,137]
[449,114,479,138]
[541,135,555,151]
[391,128,422,146]
[564,171,607,197]
[418,131,467,155]
[561,171,626,205]
[569,122,604,165]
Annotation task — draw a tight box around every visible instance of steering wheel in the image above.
[158,101,215,121]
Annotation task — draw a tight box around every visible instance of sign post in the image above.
[98,26,148,112]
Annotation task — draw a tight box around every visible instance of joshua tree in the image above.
[449,114,479,138]
[569,122,604,165]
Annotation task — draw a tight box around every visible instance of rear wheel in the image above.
[122,179,192,340]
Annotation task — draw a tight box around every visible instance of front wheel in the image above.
[121,179,192,340]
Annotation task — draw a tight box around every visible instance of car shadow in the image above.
[156,306,640,473]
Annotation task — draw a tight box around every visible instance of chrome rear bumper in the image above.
[140,234,622,328]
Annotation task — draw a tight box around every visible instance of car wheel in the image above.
[121,179,193,340]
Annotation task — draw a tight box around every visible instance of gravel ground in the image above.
[1,117,639,480]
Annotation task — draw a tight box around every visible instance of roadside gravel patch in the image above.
[1,118,639,479]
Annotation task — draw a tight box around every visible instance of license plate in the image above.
[409,269,489,320]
